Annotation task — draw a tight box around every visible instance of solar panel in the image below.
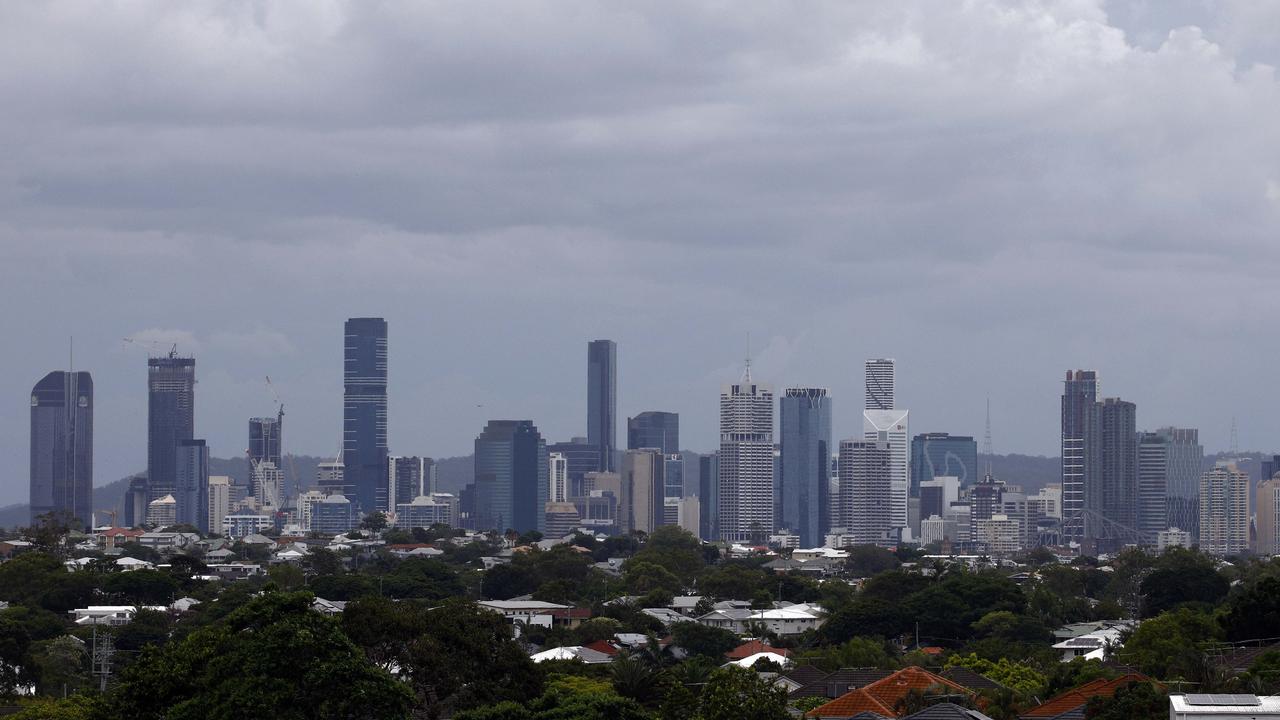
[1183,694,1261,706]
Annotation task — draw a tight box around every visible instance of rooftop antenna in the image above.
[69,336,74,374]
[983,394,993,475]
[742,332,753,383]
[1230,417,1239,457]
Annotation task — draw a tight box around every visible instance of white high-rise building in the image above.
[298,490,326,532]
[836,439,893,546]
[864,409,909,534]
[207,476,231,535]
[1200,462,1249,557]
[548,452,569,503]
[718,366,774,543]
[864,358,895,411]
[251,459,283,510]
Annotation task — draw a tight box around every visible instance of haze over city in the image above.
[4,0,1280,506]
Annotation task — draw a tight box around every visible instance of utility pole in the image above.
[92,624,115,691]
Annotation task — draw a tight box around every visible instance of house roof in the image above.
[791,667,894,699]
[1019,674,1155,719]
[1217,642,1280,672]
[940,667,1005,691]
[902,703,995,720]
[726,640,794,660]
[582,640,620,656]
[729,651,793,669]
[808,667,975,719]
[785,665,831,688]
[530,646,613,664]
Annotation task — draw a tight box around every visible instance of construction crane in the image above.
[264,376,299,507]
[121,338,180,358]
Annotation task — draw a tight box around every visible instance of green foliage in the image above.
[944,653,1047,696]
[1084,681,1166,720]
[802,636,897,672]
[844,545,901,577]
[7,695,98,720]
[309,573,378,601]
[376,557,466,600]
[115,608,173,653]
[361,512,389,532]
[1241,651,1280,694]
[669,622,739,660]
[0,613,34,696]
[695,666,789,720]
[0,552,95,613]
[819,596,908,643]
[1221,576,1280,641]
[483,546,595,601]
[611,654,666,705]
[791,696,827,712]
[28,635,92,696]
[101,569,179,605]
[267,562,306,591]
[698,563,771,600]
[304,547,344,576]
[628,526,706,585]
[625,561,683,597]
[1139,548,1228,618]
[1116,606,1219,679]
[98,591,413,720]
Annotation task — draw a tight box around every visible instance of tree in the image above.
[695,666,789,720]
[115,609,173,653]
[845,545,901,577]
[0,614,33,697]
[378,557,465,600]
[699,564,770,600]
[629,526,706,584]
[669,622,739,660]
[267,563,306,591]
[98,591,412,720]
[1221,576,1280,641]
[1139,548,1227,618]
[611,654,665,705]
[625,561,683,597]
[481,563,537,600]
[7,696,97,720]
[0,553,94,613]
[304,548,344,576]
[819,596,908,643]
[1084,681,1166,720]
[27,635,91,696]
[805,636,896,672]
[361,512,389,533]
[1116,606,1219,679]
[944,653,1047,696]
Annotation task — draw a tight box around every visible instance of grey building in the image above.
[1137,432,1169,540]
[312,494,356,536]
[837,439,893,546]
[343,317,388,513]
[718,372,774,543]
[175,439,209,531]
[472,420,548,534]
[29,371,93,528]
[1100,398,1137,533]
[148,352,196,504]
[248,410,283,496]
[388,456,435,509]
[699,453,718,541]
[865,358,895,411]
[1060,370,1101,540]
[909,433,978,494]
[1158,427,1202,537]
[621,448,665,534]
[627,411,679,455]
[587,340,617,472]
[547,438,601,498]
[779,387,832,548]
[123,475,148,528]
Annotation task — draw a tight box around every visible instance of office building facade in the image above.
[343,317,388,513]
[547,438,600,498]
[174,439,209,530]
[621,448,665,534]
[1060,370,1101,540]
[718,375,774,542]
[387,456,435,511]
[1099,398,1137,531]
[863,409,909,536]
[29,370,93,528]
[587,340,617,472]
[779,387,832,548]
[837,439,893,546]
[865,358,895,410]
[472,420,548,534]
[148,353,196,503]
[627,411,679,455]
[910,433,978,494]
[1159,427,1202,538]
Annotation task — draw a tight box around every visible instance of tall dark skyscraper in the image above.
[343,317,388,513]
[472,420,548,534]
[175,439,209,531]
[1159,427,1202,537]
[587,339,617,472]
[698,453,718,541]
[909,433,979,494]
[627,411,679,455]
[779,387,831,548]
[1100,398,1137,532]
[148,352,196,503]
[1061,370,1101,540]
[29,371,93,527]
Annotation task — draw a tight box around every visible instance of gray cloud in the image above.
[1,0,1279,505]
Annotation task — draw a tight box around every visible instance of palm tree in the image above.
[611,653,665,705]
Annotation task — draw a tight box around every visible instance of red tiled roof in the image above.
[1020,674,1155,719]
[583,640,620,656]
[726,640,794,660]
[808,666,974,719]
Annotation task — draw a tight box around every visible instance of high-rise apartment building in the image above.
[1159,427,1202,538]
[1200,462,1249,557]
[174,439,209,529]
[837,439,893,546]
[910,433,978,494]
[718,371,774,543]
[1136,432,1169,541]
[864,358,895,410]
[29,371,93,528]
[621,448,665,534]
[316,461,345,496]
[1060,370,1101,541]
[248,410,283,496]
[343,317,388,513]
[251,460,283,510]
[148,352,196,503]
[207,475,231,534]
[587,340,617,472]
[627,411,679,455]
[548,452,570,503]
[863,410,909,536]
[547,438,600,498]
[387,456,435,510]
[472,420,548,534]
[779,388,832,548]
[1099,398,1137,531]
[1257,475,1280,556]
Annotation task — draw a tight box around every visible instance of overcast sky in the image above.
[2,1,1279,506]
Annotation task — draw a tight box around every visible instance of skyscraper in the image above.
[248,410,283,496]
[587,340,617,472]
[865,358,895,410]
[148,352,196,504]
[910,433,979,494]
[779,387,832,548]
[1099,398,1137,532]
[718,369,774,543]
[472,420,548,534]
[343,317,388,513]
[699,453,718,541]
[1159,427,1202,537]
[1257,474,1280,556]
[207,476,231,535]
[174,439,209,530]
[621,448,665,534]
[1199,462,1249,557]
[387,456,435,509]
[29,371,93,528]
[627,411,680,455]
[1060,370,1101,541]
[1136,432,1169,540]
[837,439,893,546]
[863,409,909,535]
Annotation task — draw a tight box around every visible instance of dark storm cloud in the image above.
[1,1,1279,504]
